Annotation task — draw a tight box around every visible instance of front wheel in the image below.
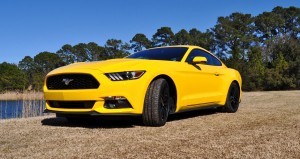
[143,78,170,127]
[224,82,240,113]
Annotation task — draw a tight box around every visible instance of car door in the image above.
[179,49,223,107]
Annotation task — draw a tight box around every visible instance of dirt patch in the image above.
[0,91,299,158]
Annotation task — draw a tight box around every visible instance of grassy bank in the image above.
[0,91,299,158]
[0,91,44,100]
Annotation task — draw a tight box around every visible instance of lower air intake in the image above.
[48,101,95,109]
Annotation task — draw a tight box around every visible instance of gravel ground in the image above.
[0,91,299,159]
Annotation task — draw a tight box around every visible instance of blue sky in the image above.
[0,0,299,64]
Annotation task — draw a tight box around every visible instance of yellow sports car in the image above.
[44,45,242,126]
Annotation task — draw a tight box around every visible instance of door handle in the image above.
[214,73,219,76]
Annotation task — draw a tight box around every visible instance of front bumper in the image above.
[43,69,149,115]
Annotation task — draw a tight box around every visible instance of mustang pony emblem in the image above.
[62,78,74,85]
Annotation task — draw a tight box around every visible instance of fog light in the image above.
[104,96,132,109]
[106,102,117,109]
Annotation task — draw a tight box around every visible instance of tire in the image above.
[143,78,170,127]
[224,82,240,113]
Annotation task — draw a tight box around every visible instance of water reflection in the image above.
[0,100,47,119]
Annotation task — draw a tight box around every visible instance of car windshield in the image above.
[126,47,188,61]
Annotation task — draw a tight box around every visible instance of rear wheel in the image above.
[143,78,170,127]
[224,82,240,113]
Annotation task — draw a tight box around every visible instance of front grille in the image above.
[48,101,95,109]
[46,74,100,90]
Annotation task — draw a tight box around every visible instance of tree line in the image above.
[0,6,299,91]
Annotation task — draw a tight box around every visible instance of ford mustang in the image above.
[43,45,242,126]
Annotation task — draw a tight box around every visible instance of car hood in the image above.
[49,58,150,74]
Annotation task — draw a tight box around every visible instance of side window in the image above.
[211,55,222,66]
[186,49,221,66]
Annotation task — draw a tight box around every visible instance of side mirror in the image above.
[191,56,207,64]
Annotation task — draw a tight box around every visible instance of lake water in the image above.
[0,100,47,119]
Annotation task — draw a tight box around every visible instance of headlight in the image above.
[105,71,145,81]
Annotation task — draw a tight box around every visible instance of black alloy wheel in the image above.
[224,82,240,113]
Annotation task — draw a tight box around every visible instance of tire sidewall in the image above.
[142,78,170,126]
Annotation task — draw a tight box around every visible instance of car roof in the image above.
[150,45,210,53]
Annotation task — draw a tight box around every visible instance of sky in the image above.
[0,0,299,64]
